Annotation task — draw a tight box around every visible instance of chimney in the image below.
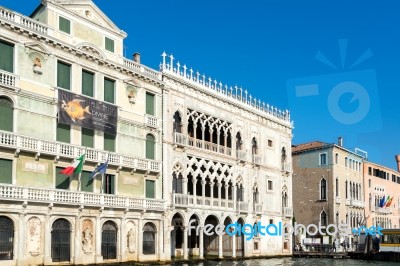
[395,155,400,172]
[133,52,141,64]
[338,137,343,147]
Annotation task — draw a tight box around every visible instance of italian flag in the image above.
[60,154,85,176]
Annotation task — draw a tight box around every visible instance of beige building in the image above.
[292,139,365,244]
[363,159,400,229]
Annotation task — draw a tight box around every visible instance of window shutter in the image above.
[57,123,70,143]
[146,134,155,160]
[104,78,115,103]
[146,180,155,198]
[105,37,114,52]
[55,166,69,189]
[57,61,71,90]
[0,159,12,184]
[81,128,94,148]
[82,70,94,97]
[59,17,71,34]
[80,171,93,192]
[105,175,115,194]
[104,132,115,152]
[0,41,13,72]
[146,93,155,115]
[0,98,13,131]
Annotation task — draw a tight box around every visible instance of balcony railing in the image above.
[350,199,364,208]
[144,114,158,128]
[283,207,293,217]
[375,206,391,214]
[236,201,249,212]
[335,196,341,204]
[0,130,161,172]
[252,154,262,165]
[182,135,232,156]
[236,150,247,161]
[0,70,18,87]
[0,184,165,210]
[0,7,49,35]
[253,203,263,214]
[123,58,161,81]
[172,193,246,212]
[282,163,292,173]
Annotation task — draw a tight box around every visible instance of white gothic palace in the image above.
[0,0,293,265]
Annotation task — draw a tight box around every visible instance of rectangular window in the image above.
[320,153,327,165]
[104,78,115,104]
[268,139,273,147]
[254,242,259,251]
[0,159,12,184]
[267,180,273,191]
[269,219,274,224]
[146,180,155,198]
[103,174,115,194]
[80,171,93,192]
[104,132,115,152]
[146,92,155,115]
[82,70,94,97]
[57,61,71,90]
[0,40,14,72]
[335,153,338,164]
[59,16,71,34]
[55,166,69,189]
[56,123,70,143]
[368,179,371,188]
[105,37,114,52]
[81,128,94,148]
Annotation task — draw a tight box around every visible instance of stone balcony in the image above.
[0,184,165,211]
[144,114,159,128]
[283,207,293,217]
[0,130,161,173]
[281,163,292,173]
[375,206,391,214]
[173,132,233,156]
[252,154,262,165]
[350,199,365,208]
[236,150,247,162]
[0,69,18,88]
[335,196,341,204]
[253,203,263,214]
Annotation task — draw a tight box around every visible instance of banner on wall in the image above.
[58,89,118,135]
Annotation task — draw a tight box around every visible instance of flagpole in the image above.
[78,147,87,192]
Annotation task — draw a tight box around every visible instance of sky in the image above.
[2,0,400,170]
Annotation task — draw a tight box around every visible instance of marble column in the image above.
[199,226,204,259]
[202,180,206,206]
[17,213,26,264]
[43,215,52,264]
[183,227,188,260]
[95,217,103,263]
[73,216,81,264]
[218,231,223,258]
[218,182,222,207]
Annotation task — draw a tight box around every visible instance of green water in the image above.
[165,257,398,266]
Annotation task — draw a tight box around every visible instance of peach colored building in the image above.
[363,158,400,229]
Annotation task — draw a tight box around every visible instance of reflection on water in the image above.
[164,257,398,266]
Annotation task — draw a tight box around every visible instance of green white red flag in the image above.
[59,154,85,176]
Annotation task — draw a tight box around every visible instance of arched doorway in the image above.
[101,221,117,259]
[143,223,157,254]
[236,218,245,257]
[171,213,184,258]
[203,215,219,256]
[0,216,14,260]
[188,214,200,257]
[51,218,71,262]
[223,217,233,257]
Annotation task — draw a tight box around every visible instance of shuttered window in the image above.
[146,134,155,160]
[104,133,115,152]
[82,70,94,97]
[104,174,115,194]
[81,128,94,148]
[146,180,155,199]
[0,97,13,131]
[80,171,93,192]
[0,40,13,72]
[57,123,70,143]
[55,166,69,189]
[59,16,71,34]
[0,159,12,184]
[105,37,114,52]
[57,61,71,90]
[104,78,115,104]
[145,93,155,115]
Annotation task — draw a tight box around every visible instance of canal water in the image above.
[163,257,397,266]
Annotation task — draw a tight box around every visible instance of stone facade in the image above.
[0,0,293,265]
[292,140,364,245]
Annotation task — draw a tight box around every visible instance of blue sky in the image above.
[3,0,400,170]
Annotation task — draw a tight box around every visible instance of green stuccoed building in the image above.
[0,0,294,265]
